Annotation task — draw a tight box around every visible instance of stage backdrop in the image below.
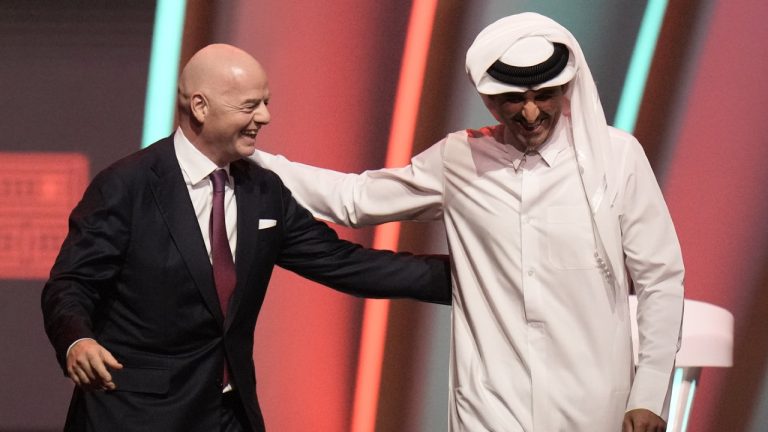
[2,1,767,431]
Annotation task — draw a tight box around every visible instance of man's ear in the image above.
[190,93,208,124]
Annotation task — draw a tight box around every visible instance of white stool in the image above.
[629,296,733,432]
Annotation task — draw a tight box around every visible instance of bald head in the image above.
[178,44,267,114]
[177,44,271,166]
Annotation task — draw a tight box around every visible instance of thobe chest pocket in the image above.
[546,206,594,269]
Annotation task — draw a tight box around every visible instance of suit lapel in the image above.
[148,139,225,326]
[226,159,263,328]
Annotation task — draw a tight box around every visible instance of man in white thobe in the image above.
[252,12,684,432]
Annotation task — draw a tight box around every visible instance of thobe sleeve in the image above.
[249,140,447,226]
[619,139,685,416]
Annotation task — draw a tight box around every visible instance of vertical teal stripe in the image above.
[141,0,187,148]
[666,367,684,428]
[681,377,697,432]
[613,0,668,132]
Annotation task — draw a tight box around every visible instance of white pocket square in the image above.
[258,219,277,229]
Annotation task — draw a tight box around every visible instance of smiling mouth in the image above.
[518,119,543,132]
[241,129,259,139]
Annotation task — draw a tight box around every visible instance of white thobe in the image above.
[251,119,684,431]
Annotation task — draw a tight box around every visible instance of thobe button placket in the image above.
[596,255,613,280]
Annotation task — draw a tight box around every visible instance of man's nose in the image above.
[522,101,539,123]
[254,104,270,125]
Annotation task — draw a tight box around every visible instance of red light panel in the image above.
[0,153,89,280]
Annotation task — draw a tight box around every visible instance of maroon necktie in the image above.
[209,169,236,316]
[210,169,236,388]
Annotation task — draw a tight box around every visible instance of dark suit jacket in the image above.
[41,137,451,432]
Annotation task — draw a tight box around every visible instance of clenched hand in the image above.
[622,408,666,432]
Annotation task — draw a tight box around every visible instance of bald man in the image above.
[41,44,452,432]
[252,13,684,432]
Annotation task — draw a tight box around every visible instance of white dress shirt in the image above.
[173,128,237,261]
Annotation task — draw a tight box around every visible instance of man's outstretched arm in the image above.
[250,141,447,227]
[273,177,452,304]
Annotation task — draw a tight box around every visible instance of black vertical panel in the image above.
[0,0,155,172]
[0,1,155,430]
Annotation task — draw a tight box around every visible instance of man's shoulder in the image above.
[93,137,174,185]
[605,126,646,162]
[231,156,289,200]
[606,126,641,147]
[233,156,280,183]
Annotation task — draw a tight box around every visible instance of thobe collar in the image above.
[497,119,569,169]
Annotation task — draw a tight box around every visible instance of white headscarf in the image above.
[467,12,621,287]
[466,12,614,215]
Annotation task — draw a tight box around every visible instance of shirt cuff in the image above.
[66,337,96,358]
